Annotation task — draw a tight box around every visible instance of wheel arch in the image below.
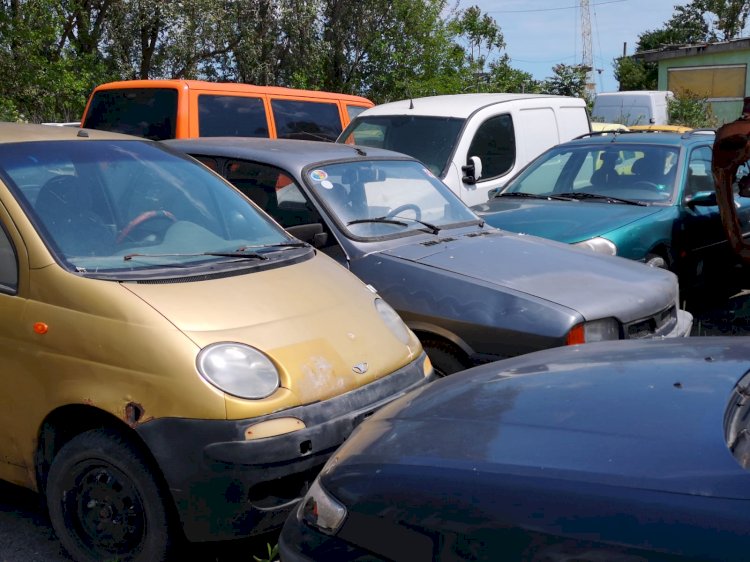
[34,404,163,496]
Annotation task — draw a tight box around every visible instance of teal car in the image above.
[472,130,750,277]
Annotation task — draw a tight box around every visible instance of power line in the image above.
[486,0,625,14]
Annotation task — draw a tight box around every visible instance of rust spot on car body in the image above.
[124,402,145,427]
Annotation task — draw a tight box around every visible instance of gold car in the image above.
[0,123,432,562]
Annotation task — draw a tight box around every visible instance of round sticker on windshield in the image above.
[310,169,328,181]
[321,180,334,189]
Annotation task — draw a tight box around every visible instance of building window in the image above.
[667,64,746,99]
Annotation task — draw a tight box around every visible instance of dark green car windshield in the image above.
[502,143,681,205]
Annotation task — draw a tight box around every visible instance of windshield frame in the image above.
[300,156,483,243]
[0,139,312,281]
[500,141,683,207]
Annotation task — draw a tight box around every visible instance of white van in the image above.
[591,90,673,127]
[337,94,591,206]
[336,94,591,205]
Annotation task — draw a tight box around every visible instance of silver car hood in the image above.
[381,229,678,323]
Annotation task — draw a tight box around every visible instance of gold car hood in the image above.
[121,254,420,408]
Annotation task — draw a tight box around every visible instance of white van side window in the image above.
[468,114,516,181]
[0,224,17,294]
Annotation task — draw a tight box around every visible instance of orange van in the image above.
[80,79,374,142]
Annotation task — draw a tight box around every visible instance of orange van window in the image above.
[271,99,342,142]
[198,95,269,138]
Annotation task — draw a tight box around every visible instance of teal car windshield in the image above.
[306,160,479,239]
[503,143,681,205]
[0,140,295,277]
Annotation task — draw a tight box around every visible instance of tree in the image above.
[613,55,657,91]
[541,63,588,98]
[668,89,718,127]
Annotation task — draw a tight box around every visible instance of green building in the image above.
[636,37,750,125]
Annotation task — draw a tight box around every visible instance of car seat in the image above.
[35,175,115,256]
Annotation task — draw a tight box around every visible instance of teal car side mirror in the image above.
[685,191,717,207]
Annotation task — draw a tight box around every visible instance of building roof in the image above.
[635,37,750,63]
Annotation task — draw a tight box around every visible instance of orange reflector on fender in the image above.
[566,323,585,345]
[33,322,48,335]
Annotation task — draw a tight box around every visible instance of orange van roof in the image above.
[91,79,373,105]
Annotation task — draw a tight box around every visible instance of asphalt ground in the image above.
[0,479,281,561]
[1,268,749,562]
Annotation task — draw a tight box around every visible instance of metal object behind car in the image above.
[280,337,750,561]
[166,138,692,376]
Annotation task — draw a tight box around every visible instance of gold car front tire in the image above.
[47,428,173,562]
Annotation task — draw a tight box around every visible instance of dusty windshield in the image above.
[502,143,680,205]
[339,115,464,176]
[305,159,479,239]
[0,140,298,278]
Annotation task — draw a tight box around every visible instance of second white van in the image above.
[591,90,673,127]
[337,93,591,205]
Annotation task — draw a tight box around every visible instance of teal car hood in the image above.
[474,198,665,243]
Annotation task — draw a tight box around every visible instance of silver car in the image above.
[166,138,692,374]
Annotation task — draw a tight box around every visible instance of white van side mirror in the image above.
[462,156,483,184]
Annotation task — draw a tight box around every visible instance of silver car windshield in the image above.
[502,144,681,205]
[0,140,296,276]
[306,159,479,239]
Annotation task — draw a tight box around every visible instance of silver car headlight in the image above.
[196,342,279,399]
[567,317,621,344]
[574,237,617,256]
[297,478,347,534]
[375,298,411,345]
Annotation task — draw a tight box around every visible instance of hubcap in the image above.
[67,464,146,555]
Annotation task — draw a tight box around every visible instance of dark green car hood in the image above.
[474,198,665,243]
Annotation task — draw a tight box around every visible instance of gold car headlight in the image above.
[196,342,280,399]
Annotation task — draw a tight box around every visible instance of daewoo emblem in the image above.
[352,362,369,375]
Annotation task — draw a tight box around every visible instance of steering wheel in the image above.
[386,203,422,221]
[116,210,177,244]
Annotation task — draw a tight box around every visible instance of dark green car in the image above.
[472,130,749,277]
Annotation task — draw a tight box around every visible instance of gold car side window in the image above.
[0,222,18,294]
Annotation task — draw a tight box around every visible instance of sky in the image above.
[467,0,682,93]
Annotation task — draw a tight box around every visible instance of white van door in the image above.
[454,111,519,206]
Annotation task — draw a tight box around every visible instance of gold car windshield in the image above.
[0,140,299,277]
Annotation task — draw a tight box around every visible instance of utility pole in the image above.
[581,0,595,95]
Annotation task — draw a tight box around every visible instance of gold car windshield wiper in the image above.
[123,242,309,261]
[123,250,269,262]
[555,192,648,206]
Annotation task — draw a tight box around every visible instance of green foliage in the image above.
[668,89,719,128]
[0,0,534,118]
[253,542,279,562]
[541,64,588,98]
[613,56,658,91]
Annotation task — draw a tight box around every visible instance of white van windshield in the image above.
[0,140,301,278]
[339,115,465,177]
